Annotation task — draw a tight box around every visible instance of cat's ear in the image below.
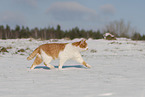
[80,39,86,44]
[83,39,86,42]
[82,38,86,41]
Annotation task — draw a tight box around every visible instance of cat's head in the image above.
[72,39,88,51]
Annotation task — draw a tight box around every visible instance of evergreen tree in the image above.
[0,25,4,39]
[15,25,20,39]
[132,33,142,40]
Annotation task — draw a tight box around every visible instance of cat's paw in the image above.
[49,65,55,69]
[86,64,91,68]
[58,66,62,70]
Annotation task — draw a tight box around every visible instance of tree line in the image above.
[0,25,103,40]
[0,21,145,40]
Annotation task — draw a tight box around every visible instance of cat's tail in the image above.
[27,47,40,60]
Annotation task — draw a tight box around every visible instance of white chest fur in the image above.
[58,43,85,69]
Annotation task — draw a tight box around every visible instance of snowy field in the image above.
[0,38,145,97]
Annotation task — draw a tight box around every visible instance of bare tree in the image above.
[104,19,136,37]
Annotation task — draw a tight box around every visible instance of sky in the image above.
[0,0,145,35]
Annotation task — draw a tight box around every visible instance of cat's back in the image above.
[40,43,67,50]
[39,43,67,59]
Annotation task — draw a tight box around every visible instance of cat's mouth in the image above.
[86,47,88,50]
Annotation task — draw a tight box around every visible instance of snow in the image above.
[0,38,145,97]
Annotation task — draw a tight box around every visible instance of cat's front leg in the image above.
[74,56,91,68]
[59,59,67,70]
[82,61,91,68]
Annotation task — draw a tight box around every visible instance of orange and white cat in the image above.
[27,39,91,70]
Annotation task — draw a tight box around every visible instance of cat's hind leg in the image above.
[43,56,55,69]
[30,54,42,69]
[41,49,54,69]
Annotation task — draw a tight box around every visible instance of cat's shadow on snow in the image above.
[29,65,85,70]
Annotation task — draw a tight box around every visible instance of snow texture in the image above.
[0,38,145,97]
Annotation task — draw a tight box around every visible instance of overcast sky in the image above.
[0,0,145,34]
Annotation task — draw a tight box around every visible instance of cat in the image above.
[27,39,91,70]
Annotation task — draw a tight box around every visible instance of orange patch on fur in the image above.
[40,43,67,59]
[35,55,43,65]
[79,41,87,48]
[82,61,88,67]
[72,40,87,48]
[30,55,42,69]
[72,41,81,46]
